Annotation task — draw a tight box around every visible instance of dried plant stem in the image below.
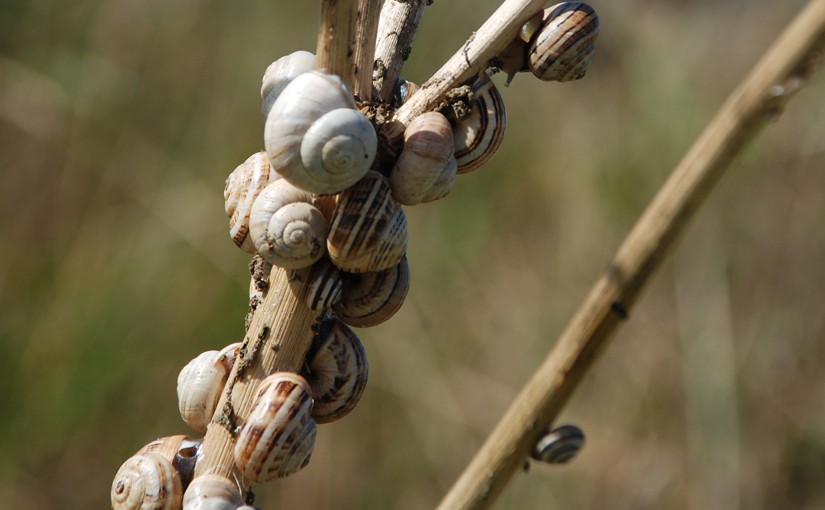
[373,0,428,102]
[194,0,363,487]
[382,0,547,143]
[353,0,382,100]
[437,1,825,508]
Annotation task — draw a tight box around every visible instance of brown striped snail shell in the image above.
[261,50,316,118]
[303,257,343,311]
[225,152,281,254]
[249,179,329,269]
[304,318,368,423]
[528,2,599,82]
[182,474,243,510]
[112,435,201,510]
[264,70,377,195]
[452,74,507,173]
[531,424,585,464]
[333,255,410,328]
[234,372,317,482]
[390,112,457,205]
[327,171,408,273]
[177,344,240,434]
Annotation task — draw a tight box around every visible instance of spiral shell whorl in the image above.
[265,71,377,194]
[248,179,329,269]
[453,75,507,173]
[225,152,280,253]
[261,50,316,117]
[334,256,410,328]
[234,372,317,482]
[111,452,182,510]
[306,319,368,423]
[177,351,230,434]
[528,2,600,82]
[182,474,243,510]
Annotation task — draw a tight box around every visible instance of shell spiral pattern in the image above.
[453,74,507,173]
[261,50,316,117]
[111,452,182,510]
[528,2,600,82]
[333,255,410,328]
[225,152,281,254]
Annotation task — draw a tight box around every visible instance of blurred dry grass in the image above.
[1,0,824,508]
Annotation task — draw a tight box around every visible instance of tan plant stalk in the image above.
[192,0,365,487]
[353,0,382,100]
[436,1,825,508]
[373,0,429,102]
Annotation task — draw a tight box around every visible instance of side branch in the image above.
[373,0,428,103]
[437,1,825,508]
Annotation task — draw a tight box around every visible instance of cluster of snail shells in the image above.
[496,2,600,85]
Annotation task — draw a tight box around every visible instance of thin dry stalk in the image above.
[373,0,428,102]
[193,0,363,486]
[353,0,382,100]
[436,1,825,508]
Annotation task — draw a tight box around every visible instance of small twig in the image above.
[316,0,361,81]
[373,0,428,103]
[353,0,382,101]
[436,1,825,508]
[381,0,547,143]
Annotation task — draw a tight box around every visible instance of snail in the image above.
[112,435,201,510]
[531,424,585,464]
[261,50,316,118]
[264,70,377,195]
[452,74,507,173]
[225,152,281,254]
[234,372,317,482]
[333,255,410,328]
[177,343,241,434]
[248,179,329,269]
[182,474,244,510]
[304,318,368,423]
[302,257,343,311]
[390,111,457,205]
[392,78,420,107]
[327,170,408,273]
[496,3,599,84]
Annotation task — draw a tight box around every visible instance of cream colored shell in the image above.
[177,344,240,434]
[248,179,329,269]
[264,70,377,195]
[390,111,457,205]
[182,474,244,510]
[111,451,182,510]
[225,152,280,253]
[260,50,316,118]
[234,372,317,482]
[327,171,408,273]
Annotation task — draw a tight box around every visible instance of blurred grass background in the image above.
[1,0,824,508]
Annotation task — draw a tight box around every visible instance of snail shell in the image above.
[327,171,408,273]
[393,78,420,107]
[225,152,281,254]
[234,372,317,482]
[304,319,368,423]
[136,435,202,491]
[264,70,377,195]
[531,424,585,464]
[182,474,243,510]
[304,257,343,311]
[177,344,240,434]
[333,255,410,328]
[248,179,329,269]
[390,112,457,205]
[111,451,183,510]
[528,2,599,82]
[261,50,316,118]
[453,74,507,173]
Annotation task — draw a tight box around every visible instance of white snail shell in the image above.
[182,474,244,510]
[111,451,183,510]
[333,255,410,328]
[136,435,202,491]
[177,344,240,434]
[261,50,316,118]
[305,319,368,423]
[453,74,507,173]
[327,171,408,273]
[248,179,329,269]
[264,70,377,195]
[390,112,457,205]
[234,372,317,482]
[528,2,599,82]
[531,424,585,464]
[304,257,343,311]
[225,152,281,254]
